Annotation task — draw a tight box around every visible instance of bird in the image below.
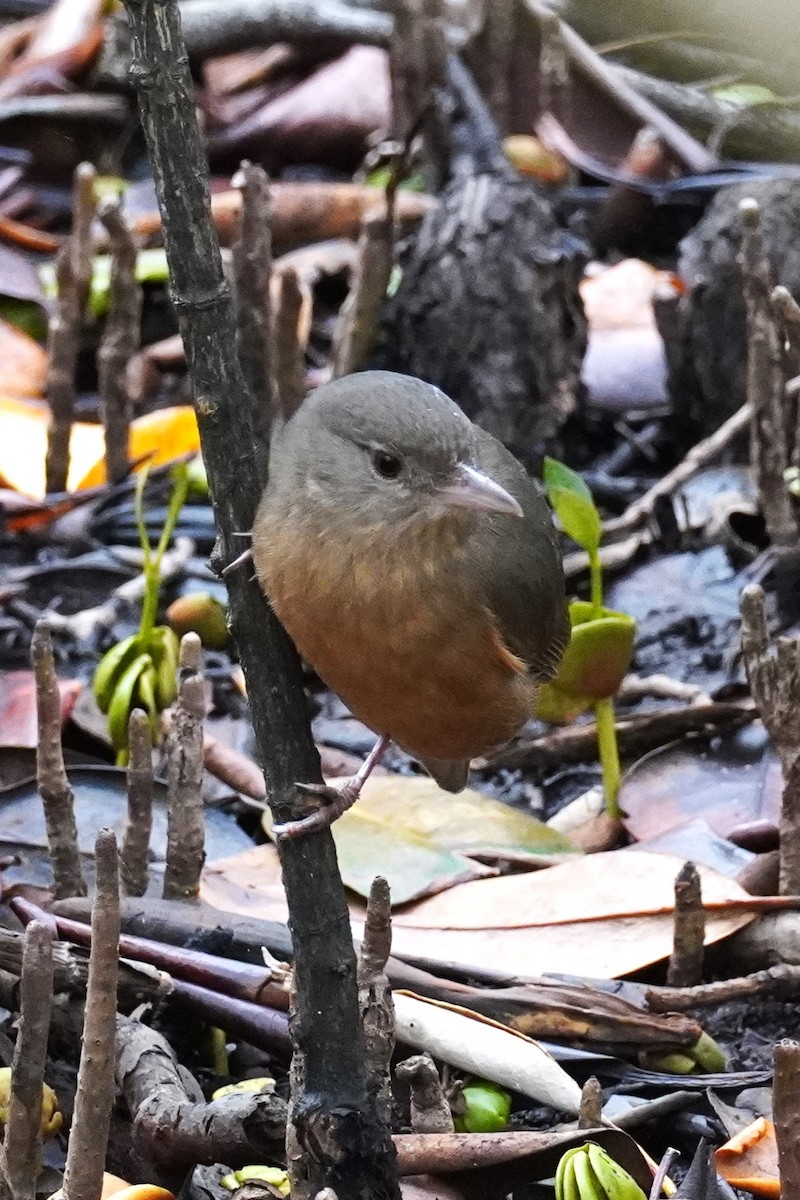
[251,370,569,837]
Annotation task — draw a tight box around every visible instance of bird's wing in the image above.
[471,436,570,681]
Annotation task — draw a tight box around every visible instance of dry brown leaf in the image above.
[202,849,753,979]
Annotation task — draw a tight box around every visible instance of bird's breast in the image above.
[251,510,535,761]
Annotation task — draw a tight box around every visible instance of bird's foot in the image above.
[272,734,391,840]
[272,779,361,839]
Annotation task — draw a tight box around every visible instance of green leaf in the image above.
[711,83,778,108]
[543,458,601,553]
[533,600,636,720]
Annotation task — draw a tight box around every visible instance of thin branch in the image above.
[5,923,54,1200]
[774,1040,800,1197]
[665,862,705,988]
[332,210,394,379]
[163,634,206,902]
[97,196,143,485]
[61,830,120,1200]
[271,266,306,421]
[740,584,800,894]
[739,198,798,547]
[233,160,274,445]
[31,621,86,899]
[121,709,153,898]
[45,162,96,495]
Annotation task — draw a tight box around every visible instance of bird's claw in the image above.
[271,780,360,840]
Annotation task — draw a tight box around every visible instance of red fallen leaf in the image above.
[0,671,81,749]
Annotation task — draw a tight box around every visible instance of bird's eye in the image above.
[372,450,403,480]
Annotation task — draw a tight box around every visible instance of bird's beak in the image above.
[436,462,524,518]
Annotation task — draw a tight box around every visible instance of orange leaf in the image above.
[0,399,199,498]
[715,1118,780,1197]
[76,405,200,489]
[0,319,47,396]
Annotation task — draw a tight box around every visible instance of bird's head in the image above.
[268,371,523,538]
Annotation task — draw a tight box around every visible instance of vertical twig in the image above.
[740,584,800,894]
[577,1076,602,1129]
[31,622,86,900]
[233,161,274,445]
[121,709,153,898]
[163,633,205,902]
[61,830,120,1200]
[479,0,516,133]
[774,1040,800,1197]
[357,877,394,1127]
[5,923,53,1200]
[97,196,143,485]
[332,211,394,379]
[739,198,798,548]
[665,862,705,987]
[395,1055,453,1134]
[119,4,397,1197]
[45,163,97,495]
[271,267,306,421]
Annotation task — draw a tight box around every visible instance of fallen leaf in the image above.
[0,671,81,748]
[619,725,781,845]
[715,1118,780,1197]
[329,774,578,869]
[77,405,200,489]
[207,46,390,171]
[394,992,582,1113]
[202,849,753,979]
[394,1129,653,1192]
[0,398,199,497]
[0,316,46,396]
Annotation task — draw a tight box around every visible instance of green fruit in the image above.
[93,634,142,712]
[688,1031,727,1072]
[220,1167,289,1195]
[167,593,229,649]
[587,1144,647,1200]
[107,653,150,751]
[453,1081,511,1133]
[555,1144,646,1200]
[149,625,179,707]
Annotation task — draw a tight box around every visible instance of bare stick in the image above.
[271,267,306,421]
[45,163,97,494]
[603,403,752,538]
[120,3,397,1194]
[740,584,800,894]
[121,709,153,898]
[332,210,394,379]
[395,1056,453,1134]
[5,923,53,1200]
[649,1148,679,1200]
[774,1040,800,1197]
[233,161,274,445]
[357,877,394,1127]
[163,634,205,901]
[665,862,705,988]
[577,1076,602,1129]
[739,198,797,548]
[97,196,142,485]
[61,830,120,1200]
[31,622,86,900]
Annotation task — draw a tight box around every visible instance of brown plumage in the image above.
[252,371,568,831]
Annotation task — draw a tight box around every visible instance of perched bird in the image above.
[252,371,569,836]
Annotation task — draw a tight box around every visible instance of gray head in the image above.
[268,371,522,531]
